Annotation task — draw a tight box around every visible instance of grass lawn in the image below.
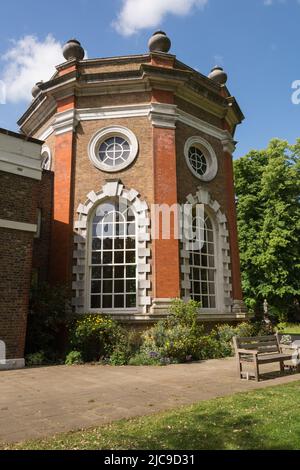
[3,381,300,451]
[279,324,300,335]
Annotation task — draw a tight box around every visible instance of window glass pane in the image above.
[126,295,136,308]
[127,223,136,237]
[193,282,200,294]
[103,266,113,278]
[93,224,102,237]
[92,239,102,251]
[103,252,113,264]
[126,251,136,264]
[115,280,125,294]
[114,251,124,264]
[192,268,200,280]
[115,296,125,308]
[91,281,101,294]
[92,267,102,279]
[103,296,112,309]
[91,296,101,309]
[116,224,125,236]
[209,283,215,295]
[126,266,136,278]
[92,252,102,265]
[115,238,124,250]
[103,239,113,250]
[126,238,135,250]
[103,224,113,237]
[126,280,136,293]
[103,280,113,293]
[115,266,125,278]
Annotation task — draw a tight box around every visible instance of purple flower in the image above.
[149,351,159,358]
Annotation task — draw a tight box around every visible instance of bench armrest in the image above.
[237,348,258,355]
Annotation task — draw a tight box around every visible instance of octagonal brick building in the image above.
[19,33,247,323]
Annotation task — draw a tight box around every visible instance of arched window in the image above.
[189,210,217,309]
[89,199,137,311]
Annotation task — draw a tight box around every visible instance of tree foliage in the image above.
[234,139,300,319]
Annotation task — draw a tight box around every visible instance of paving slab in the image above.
[0,358,299,444]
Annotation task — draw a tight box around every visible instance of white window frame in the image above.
[88,200,139,313]
[181,189,233,315]
[188,212,217,310]
[184,136,218,182]
[88,126,139,173]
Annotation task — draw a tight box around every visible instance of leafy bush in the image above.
[69,315,124,362]
[65,351,83,365]
[128,352,162,366]
[109,330,143,365]
[140,300,205,363]
[25,351,47,367]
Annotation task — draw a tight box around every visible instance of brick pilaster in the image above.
[151,91,181,303]
[49,97,76,284]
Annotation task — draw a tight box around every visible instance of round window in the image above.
[188,146,208,177]
[98,137,131,167]
[184,137,218,182]
[89,126,139,173]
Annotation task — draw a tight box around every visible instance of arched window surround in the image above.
[181,188,233,315]
[73,181,151,316]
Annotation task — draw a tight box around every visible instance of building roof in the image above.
[0,127,43,145]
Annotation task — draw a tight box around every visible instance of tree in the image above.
[234,139,300,320]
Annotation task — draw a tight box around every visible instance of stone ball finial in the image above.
[63,39,85,61]
[208,66,228,86]
[31,81,43,98]
[148,31,171,53]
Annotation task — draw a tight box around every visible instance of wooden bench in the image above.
[233,335,294,381]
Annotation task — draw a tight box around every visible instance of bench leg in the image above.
[236,357,242,379]
[280,361,285,374]
[254,357,259,381]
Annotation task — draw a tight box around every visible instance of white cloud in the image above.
[0,35,63,103]
[113,0,208,36]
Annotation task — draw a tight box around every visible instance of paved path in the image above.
[0,358,299,444]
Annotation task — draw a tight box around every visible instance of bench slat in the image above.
[238,341,278,350]
[236,335,277,343]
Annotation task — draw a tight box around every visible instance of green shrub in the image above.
[65,351,83,365]
[235,322,257,338]
[25,351,47,367]
[128,352,162,366]
[140,300,206,363]
[109,330,143,365]
[69,315,124,362]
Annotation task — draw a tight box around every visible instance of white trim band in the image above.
[37,104,236,148]
[0,219,37,233]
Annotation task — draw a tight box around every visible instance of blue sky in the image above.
[0,0,299,158]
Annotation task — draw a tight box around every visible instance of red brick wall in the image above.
[32,171,54,283]
[0,171,39,359]
[0,228,33,359]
